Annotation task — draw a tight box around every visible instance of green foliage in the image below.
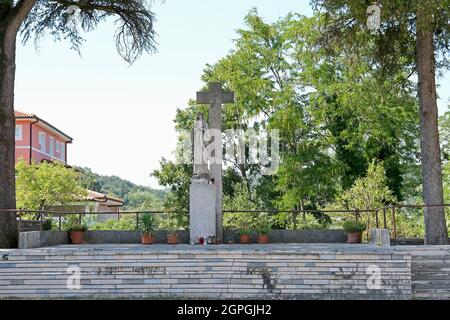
[337,161,396,210]
[151,159,191,212]
[21,0,157,64]
[86,215,136,231]
[342,220,366,233]
[159,213,183,233]
[76,166,166,210]
[137,213,158,234]
[310,0,450,75]
[42,219,52,231]
[16,160,87,211]
[253,213,272,235]
[152,9,422,234]
[440,109,450,162]
[125,191,163,211]
[66,223,87,232]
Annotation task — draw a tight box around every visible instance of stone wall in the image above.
[19,230,347,249]
[0,245,412,300]
[19,221,42,232]
[19,231,69,249]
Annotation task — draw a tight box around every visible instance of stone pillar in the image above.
[189,182,216,244]
[370,228,391,247]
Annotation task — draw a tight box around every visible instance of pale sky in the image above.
[14,0,450,188]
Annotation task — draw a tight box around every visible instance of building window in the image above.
[61,143,65,161]
[56,141,60,154]
[15,125,23,140]
[38,132,46,152]
[49,137,54,156]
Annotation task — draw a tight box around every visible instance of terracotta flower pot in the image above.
[167,233,178,245]
[240,234,251,244]
[69,231,84,244]
[258,234,269,244]
[346,232,363,244]
[141,233,155,245]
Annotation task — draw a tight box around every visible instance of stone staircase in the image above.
[408,248,450,300]
[0,244,412,300]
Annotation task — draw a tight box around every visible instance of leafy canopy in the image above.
[19,0,158,63]
[16,160,87,210]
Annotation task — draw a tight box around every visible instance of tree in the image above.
[337,161,395,210]
[153,10,421,229]
[310,0,449,244]
[0,0,157,248]
[15,160,87,211]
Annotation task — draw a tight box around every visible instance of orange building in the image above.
[15,110,73,165]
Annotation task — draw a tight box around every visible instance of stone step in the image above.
[0,246,413,300]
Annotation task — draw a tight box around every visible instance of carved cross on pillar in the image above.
[196,82,234,243]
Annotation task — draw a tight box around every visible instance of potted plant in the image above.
[342,220,366,244]
[255,214,271,244]
[138,213,158,245]
[238,229,252,244]
[161,214,179,245]
[67,224,87,245]
[257,225,271,244]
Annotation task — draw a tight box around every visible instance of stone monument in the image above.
[189,82,234,244]
[189,113,216,244]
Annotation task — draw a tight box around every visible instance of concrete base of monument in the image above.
[3,243,449,300]
[189,182,216,244]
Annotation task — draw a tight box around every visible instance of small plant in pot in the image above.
[138,213,158,245]
[67,224,87,245]
[161,214,179,245]
[238,229,252,244]
[255,214,271,244]
[256,225,271,244]
[342,220,366,244]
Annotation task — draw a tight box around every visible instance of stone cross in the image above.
[196,82,234,242]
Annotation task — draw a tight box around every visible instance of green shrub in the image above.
[42,219,52,231]
[66,224,87,232]
[342,220,366,233]
[137,213,158,234]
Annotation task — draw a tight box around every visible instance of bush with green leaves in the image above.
[66,224,88,232]
[336,161,396,210]
[342,220,366,233]
[224,211,257,235]
[159,213,181,233]
[42,219,53,231]
[137,213,158,235]
[254,213,272,235]
[16,160,87,213]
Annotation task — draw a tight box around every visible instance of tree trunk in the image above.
[0,20,18,248]
[416,5,449,245]
[0,0,37,248]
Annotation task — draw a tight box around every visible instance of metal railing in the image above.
[2,204,450,244]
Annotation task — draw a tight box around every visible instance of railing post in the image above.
[40,212,43,231]
[293,211,297,230]
[18,211,22,233]
[59,213,62,231]
[375,209,379,228]
[383,207,387,229]
[392,206,397,245]
[136,212,139,230]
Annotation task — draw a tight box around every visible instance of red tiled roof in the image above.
[86,190,124,204]
[14,110,36,118]
[14,109,73,142]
